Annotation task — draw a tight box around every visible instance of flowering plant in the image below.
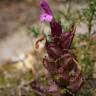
[31,1,83,96]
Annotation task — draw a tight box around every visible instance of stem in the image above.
[86,1,96,77]
[67,0,72,15]
[87,3,95,52]
[88,2,95,36]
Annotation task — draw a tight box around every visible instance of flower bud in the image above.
[60,32,74,49]
[50,20,62,37]
[45,42,62,59]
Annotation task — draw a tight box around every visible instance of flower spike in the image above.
[31,1,83,96]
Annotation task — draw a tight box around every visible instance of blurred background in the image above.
[0,0,96,96]
[0,0,95,64]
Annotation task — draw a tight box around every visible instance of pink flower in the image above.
[40,13,53,22]
[40,1,53,22]
[40,1,63,36]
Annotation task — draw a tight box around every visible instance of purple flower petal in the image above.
[40,1,62,36]
[40,13,53,22]
[40,1,53,15]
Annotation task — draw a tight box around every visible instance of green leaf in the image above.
[31,27,40,37]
